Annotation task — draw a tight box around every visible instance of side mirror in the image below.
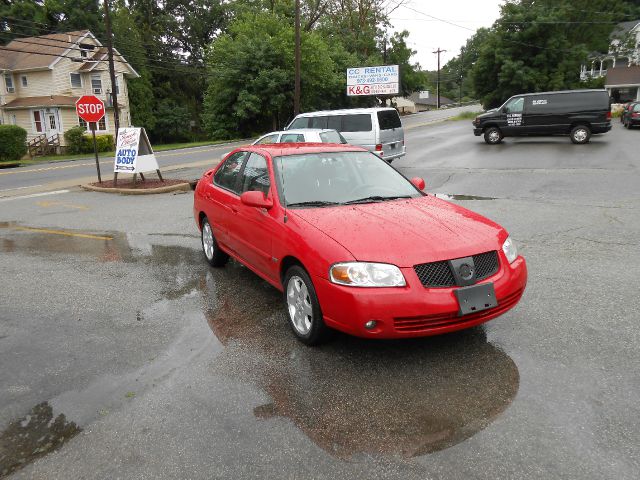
[240,191,273,209]
[411,177,426,191]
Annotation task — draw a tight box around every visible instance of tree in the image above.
[470,0,636,108]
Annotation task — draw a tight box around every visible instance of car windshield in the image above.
[274,151,421,207]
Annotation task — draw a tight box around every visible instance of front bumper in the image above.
[473,127,483,136]
[314,255,527,339]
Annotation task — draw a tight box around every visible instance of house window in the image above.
[91,74,102,94]
[33,111,43,133]
[78,115,106,131]
[4,74,14,93]
[79,43,93,58]
[115,78,120,95]
[21,75,28,87]
[70,73,82,88]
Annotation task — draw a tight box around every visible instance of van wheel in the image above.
[570,125,591,144]
[483,127,503,145]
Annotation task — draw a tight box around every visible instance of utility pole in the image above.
[433,48,446,109]
[103,0,119,139]
[459,49,464,106]
[294,0,301,116]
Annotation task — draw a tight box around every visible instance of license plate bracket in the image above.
[454,283,497,316]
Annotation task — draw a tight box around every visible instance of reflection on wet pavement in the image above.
[0,222,520,466]
[198,266,520,458]
[0,402,80,478]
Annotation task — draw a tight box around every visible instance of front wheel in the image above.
[201,217,229,267]
[283,265,329,345]
[483,127,503,145]
[570,125,591,144]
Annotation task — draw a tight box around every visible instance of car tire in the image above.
[283,265,329,345]
[201,216,229,267]
[570,125,591,144]
[483,127,503,145]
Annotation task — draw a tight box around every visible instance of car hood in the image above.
[291,196,506,267]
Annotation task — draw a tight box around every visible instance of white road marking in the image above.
[0,189,71,202]
[0,184,43,192]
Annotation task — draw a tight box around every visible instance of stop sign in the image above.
[76,95,105,123]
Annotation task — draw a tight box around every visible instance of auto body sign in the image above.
[346,65,399,96]
[114,127,159,173]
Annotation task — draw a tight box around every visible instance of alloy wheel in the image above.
[287,275,313,335]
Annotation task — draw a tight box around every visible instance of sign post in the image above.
[75,95,105,183]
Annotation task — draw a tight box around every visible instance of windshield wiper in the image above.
[286,200,343,208]
[343,195,413,205]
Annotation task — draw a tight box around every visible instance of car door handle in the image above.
[231,206,238,213]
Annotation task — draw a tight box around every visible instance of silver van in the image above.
[286,107,406,162]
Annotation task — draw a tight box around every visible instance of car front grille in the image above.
[413,250,499,288]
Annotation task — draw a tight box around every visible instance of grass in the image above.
[0,138,241,167]
[448,111,483,121]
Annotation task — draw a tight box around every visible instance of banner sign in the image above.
[114,127,159,174]
[346,65,399,96]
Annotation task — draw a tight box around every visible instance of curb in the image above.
[80,182,191,195]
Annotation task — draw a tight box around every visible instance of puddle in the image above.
[435,193,497,201]
[0,402,80,478]
[1,222,520,462]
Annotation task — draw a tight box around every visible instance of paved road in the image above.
[1,118,639,479]
[0,105,481,198]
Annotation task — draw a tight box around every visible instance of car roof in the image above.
[259,129,339,136]
[246,143,367,157]
[293,107,396,116]
[512,89,608,97]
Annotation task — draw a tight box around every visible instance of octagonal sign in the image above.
[76,95,105,123]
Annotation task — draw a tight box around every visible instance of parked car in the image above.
[473,89,612,144]
[619,102,633,123]
[194,144,527,345]
[286,108,405,162]
[622,102,640,129]
[253,128,347,145]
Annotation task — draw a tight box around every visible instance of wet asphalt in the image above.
[1,120,639,479]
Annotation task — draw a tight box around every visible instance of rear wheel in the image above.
[201,217,229,267]
[483,127,503,145]
[283,265,329,345]
[570,125,591,144]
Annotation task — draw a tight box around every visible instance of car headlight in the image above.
[502,236,518,263]
[330,262,406,287]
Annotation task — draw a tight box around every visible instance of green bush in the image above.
[64,127,114,153]
[64,126,91,154]
[94,134,114,152]
[0,125,28,161]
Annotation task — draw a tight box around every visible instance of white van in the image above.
[286,107,406,162]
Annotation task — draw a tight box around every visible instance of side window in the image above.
[505,97,524,114]
[240,153,270,195]
[280,133,305,143]
[288,117,309,129]
[255,134,278,144]
[310,116,328,129]
[327,115,342,131]
[213,152,245,193]
[342,114,372,132]
[319,131,343,143]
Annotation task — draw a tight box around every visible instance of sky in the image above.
[388,0,504,70]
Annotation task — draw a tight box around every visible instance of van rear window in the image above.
[377,110,401,130]
[342,114,372,132]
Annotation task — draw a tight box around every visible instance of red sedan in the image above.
[194,144,527,344]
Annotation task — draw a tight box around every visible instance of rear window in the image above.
[341,114,372,132]
[319,131,345,143]
[289,117,310,129]
[377,110,401,130]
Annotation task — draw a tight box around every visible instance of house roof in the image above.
[0,31,139,77]
[0,31,90,70]
[605,66,640,86]
[610,20,640,40]
[2,95,80,109]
